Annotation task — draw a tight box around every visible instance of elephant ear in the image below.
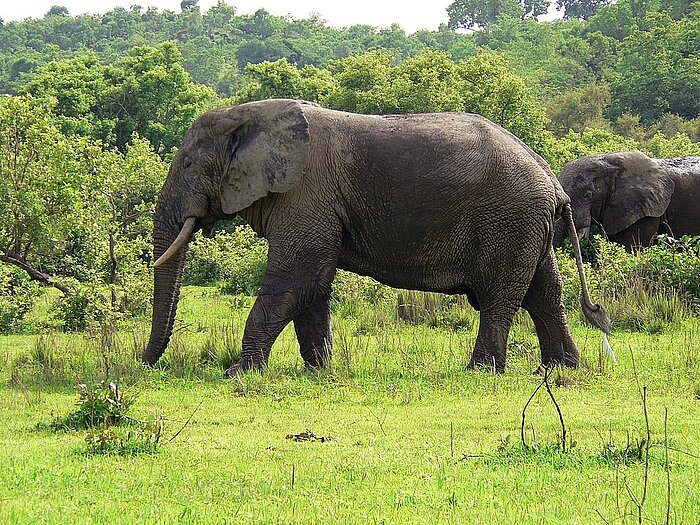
[220,100,310,214]
[602,151,674,236]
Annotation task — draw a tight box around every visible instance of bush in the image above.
[52,278,113,332]
[332,270,396,307]
[596,235,700,310]
[184,226,268,295]
[586,235,699,331]
[49,380,138,431]
[0,263,43,334]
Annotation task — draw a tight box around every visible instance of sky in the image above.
[0,1,456,33]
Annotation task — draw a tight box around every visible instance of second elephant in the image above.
[554,150,700,250]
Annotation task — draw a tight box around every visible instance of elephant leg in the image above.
[467,302,520,373]
[610,216,660,250]
[225,234,339,376]
[521,250,579,368]
[294,296,333,369]
[225,278,298,375]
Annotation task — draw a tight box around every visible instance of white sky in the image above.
[0,1,456,33]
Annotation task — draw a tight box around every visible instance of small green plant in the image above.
[84,419,163,456]
[596,435,647,466]
[49,380,138,431]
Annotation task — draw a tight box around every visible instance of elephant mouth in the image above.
[576,227,590,240]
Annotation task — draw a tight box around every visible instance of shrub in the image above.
[585,235,698,331]
[596,235,700,310]
[184,226,268,294]
[52,278,112,332]
[49,380,138,431]
[332,270,396,307]
[0,263,43,334]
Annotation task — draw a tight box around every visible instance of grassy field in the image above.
[0,286,699,524]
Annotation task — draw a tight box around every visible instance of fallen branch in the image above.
[1,249,70,294]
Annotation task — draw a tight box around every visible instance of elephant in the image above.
[143,99,609,375]
[554,150,700,250]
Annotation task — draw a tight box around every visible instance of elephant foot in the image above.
[224,357,265,377]
[467,355,505,374]
[533,356,579,376]
[540,352,579,371]
[301,346,332,370]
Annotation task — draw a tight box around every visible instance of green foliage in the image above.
[22,43,216,153]
[606,13,700,124]
[590,235,699,330]
[49,380,138,431]
[237,58,335,103]
[544,127,639,172]
[241,49,551,148]
[546,83,611,135]
[447,0,543,31]
[184,226,268,295]
[0,263,43,334]
[332,270,397,314]
[557,0,612,20]
[51,279,113,332]
[645,132,700,157]
[0,95,97,284]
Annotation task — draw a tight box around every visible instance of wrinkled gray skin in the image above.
[554,151,700,250]
[144,99,606,374]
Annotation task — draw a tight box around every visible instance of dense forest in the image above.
[1,0,699,331]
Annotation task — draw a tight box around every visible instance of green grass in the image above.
[0,286,699,524]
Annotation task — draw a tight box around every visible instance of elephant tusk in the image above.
[154,217,197,267]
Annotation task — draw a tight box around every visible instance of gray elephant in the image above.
[143,99,608,374]
[554,150,700,250]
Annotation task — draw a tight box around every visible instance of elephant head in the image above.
[553,150,674,247]
[143,99,310,365]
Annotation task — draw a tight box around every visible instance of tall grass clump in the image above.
[558,235,699,333]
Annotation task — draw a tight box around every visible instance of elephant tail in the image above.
[562,202,612,335]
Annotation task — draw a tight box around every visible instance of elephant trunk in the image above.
[143,218,189,365]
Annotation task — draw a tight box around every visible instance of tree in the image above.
[237,58,335,103]
[556,0,612,20]
[546,83,611,135]
[447,0,548,30]
[22,43,216,154]
[607,14,700,123]
[21,53,115,143]
[46,5,69,17]
[181,0,200,11]
[457,51,550,148]
[106,42,216,153]
[0,96,92,293]
[323,50,550,149]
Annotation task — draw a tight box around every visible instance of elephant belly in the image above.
[337,232,477,295]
